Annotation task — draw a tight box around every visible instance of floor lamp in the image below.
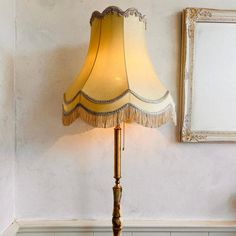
[62,6,176,236]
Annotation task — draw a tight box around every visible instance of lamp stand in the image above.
[112,124,122,236]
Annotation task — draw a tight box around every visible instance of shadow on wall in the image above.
[175,11,182,141]
[0,48,15,229]
[0,48,14,155]
[229,194,236,214]
[15,44,95,154]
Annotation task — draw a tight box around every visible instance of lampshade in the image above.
[63,6,176,128]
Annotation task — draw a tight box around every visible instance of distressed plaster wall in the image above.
[0,0,15,232]
[15,0,236,221]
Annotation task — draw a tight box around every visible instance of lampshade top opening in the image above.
[90,6,147,28]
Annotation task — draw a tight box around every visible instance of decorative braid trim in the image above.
[90,6,147,27]
[63,103,175,128]
[64,90,169,105]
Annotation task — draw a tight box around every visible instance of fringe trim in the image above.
[63,104,176,128]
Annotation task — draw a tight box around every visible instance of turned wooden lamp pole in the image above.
[62,6,176,236]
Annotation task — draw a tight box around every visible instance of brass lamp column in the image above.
[113,125,122,236]
[62,6,176,236]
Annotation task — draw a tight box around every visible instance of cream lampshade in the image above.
[62,6,176,236]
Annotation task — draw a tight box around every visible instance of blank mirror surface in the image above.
[192,22,236,132]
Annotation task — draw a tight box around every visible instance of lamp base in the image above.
[112,180,122,236]
[112,125,122,236]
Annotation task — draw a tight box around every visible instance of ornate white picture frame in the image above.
[180,8,236,142]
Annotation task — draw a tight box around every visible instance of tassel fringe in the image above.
[63,104,176,128]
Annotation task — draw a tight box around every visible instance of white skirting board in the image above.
[14,220,236,236]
